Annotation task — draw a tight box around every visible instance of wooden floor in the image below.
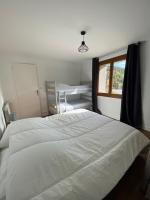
[104,156,147,200]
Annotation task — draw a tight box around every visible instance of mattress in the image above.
[59,99,91,113]
[49,99,91,114]
[56,84,91,94]
[0,109,149,200]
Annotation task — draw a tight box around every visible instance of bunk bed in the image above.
[46,81,92,114]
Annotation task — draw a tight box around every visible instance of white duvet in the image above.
[0,109,149,200]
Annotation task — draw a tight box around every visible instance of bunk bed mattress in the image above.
[57,84,91,94]
[1,109,149,200]
[59,99,91,112]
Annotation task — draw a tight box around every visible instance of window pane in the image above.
[112,60,126,95]
[98,63,110,93]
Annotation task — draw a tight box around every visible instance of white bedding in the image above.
[57,99,91,113]
[56,84,91,94]
[0,109,149,200]
[0,148,9,200]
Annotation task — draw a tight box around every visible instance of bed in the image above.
[0,109,149,200]
[56,83,92,95]
[46,81,92,114]
[49,99,92,114]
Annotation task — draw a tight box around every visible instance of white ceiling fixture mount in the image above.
[78,31,89,53]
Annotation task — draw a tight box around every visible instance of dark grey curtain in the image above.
[120,43,142,128]
[92,58,101,114]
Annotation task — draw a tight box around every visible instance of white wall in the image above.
[81,44,150,131]
[81,60,92,81]
[0,55,81,117]
[140,40,150,131]
[97,97,121,120]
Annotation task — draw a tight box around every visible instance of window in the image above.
[97,55,126,98]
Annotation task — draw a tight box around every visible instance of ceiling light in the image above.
[78,31,89,53]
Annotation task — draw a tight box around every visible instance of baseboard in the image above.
[143,124,150,132]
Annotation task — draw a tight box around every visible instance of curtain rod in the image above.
[97,41,144,60]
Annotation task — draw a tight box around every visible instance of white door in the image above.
[12,64,41,119]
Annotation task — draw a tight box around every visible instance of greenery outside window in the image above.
[97,55,126,98]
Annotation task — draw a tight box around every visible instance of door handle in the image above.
[36,90,39,95]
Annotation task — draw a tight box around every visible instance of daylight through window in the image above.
[97,55,126,98]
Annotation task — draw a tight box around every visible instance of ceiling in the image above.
[0,0,150,61]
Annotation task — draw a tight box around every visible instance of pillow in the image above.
[0,117,44,149]
[0,122,18,148]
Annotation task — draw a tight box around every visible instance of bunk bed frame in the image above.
[46,81,92,114]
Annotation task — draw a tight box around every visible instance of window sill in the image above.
[97,93,122,99]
